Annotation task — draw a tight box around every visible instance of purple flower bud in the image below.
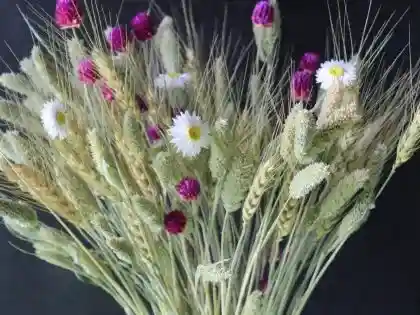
[258,264,270,293]
[176,177,200,201]
[105,25,132,52]
[251,0,274,26]
[146,125,162,143]
[130,12,155,41]
[299,52,321,74]
[291,70,313,102]
[135,95,148,113]
[77,58,98,84]
[55,0,83,30]
[259,277,268,293]
[164,210,187,234]
[101,82,115,102]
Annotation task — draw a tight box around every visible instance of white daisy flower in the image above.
[315,59,356,90]
[40,100,68,140]
[154,72,192,89]
[169,111,210,157]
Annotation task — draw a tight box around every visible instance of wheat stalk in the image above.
[242,158,280,221]
[3,164,81,224]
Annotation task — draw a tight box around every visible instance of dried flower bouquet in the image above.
[0,0,419,314]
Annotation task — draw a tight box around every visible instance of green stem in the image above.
[234,198,291,315]
[222,226,248,315]
[375,167,396,199]
[287,243,324,315]
[291,240,346,315]
[49,213,141,313]
[278,236,316,315]
[181,237,204,314]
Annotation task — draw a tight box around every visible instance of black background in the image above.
[1,0,420,314]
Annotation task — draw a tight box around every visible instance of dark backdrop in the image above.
[1,0,420,314]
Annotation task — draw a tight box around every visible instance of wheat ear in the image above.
[3,164,81,224]
[278,198,300,237]
[54,135,119,200]
[395,108,420,169]
[242,158,280,221]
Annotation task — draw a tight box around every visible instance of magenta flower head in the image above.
[291,70,313,102]
[135,95,148,113]
[130,12,155,41]
[77,58,98,84]
[251,0,274,27]
[105,25,132,52]
[55,0,83,30]
[101,83,115,102]
[176,177,201,201]
[147,125,161,143]
[164,210,187,235]
[299,52,321,74]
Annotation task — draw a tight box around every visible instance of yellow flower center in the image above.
[187,126,201,141]
[55,111,66,126]
[328,65,345,77]
[168,72,180,79]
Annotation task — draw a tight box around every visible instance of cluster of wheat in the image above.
[0,0,419,314]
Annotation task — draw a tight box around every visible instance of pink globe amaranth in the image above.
[105,25,132,52]
[164,210,187,235]
[176,177,201,201]
[101,83,115,102]
[251,0,274,26]
[146,125,161,143]
[55,0,83,30]
[130,12,155,41]
[299,52,321,74]
[77,58,98,84]
[291,70,313,102]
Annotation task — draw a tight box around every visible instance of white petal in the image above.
[154,74,169,88]
[316,59,356,90]
[104,26,113,39]
[168,110,210,157]
[40,100,68,140]
[154,73,191,89]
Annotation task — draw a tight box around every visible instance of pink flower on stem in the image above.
[291,70,313,102]
[299,52,321,74]
[55,0,83,30]
[176,177,201,201]
[251,0,274,27]
[77,58,98,84]
[130,12,155,41]
[164,210,187,235]
[147,125,162,143]
[105,25,132,52]
[101,83,115,102]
